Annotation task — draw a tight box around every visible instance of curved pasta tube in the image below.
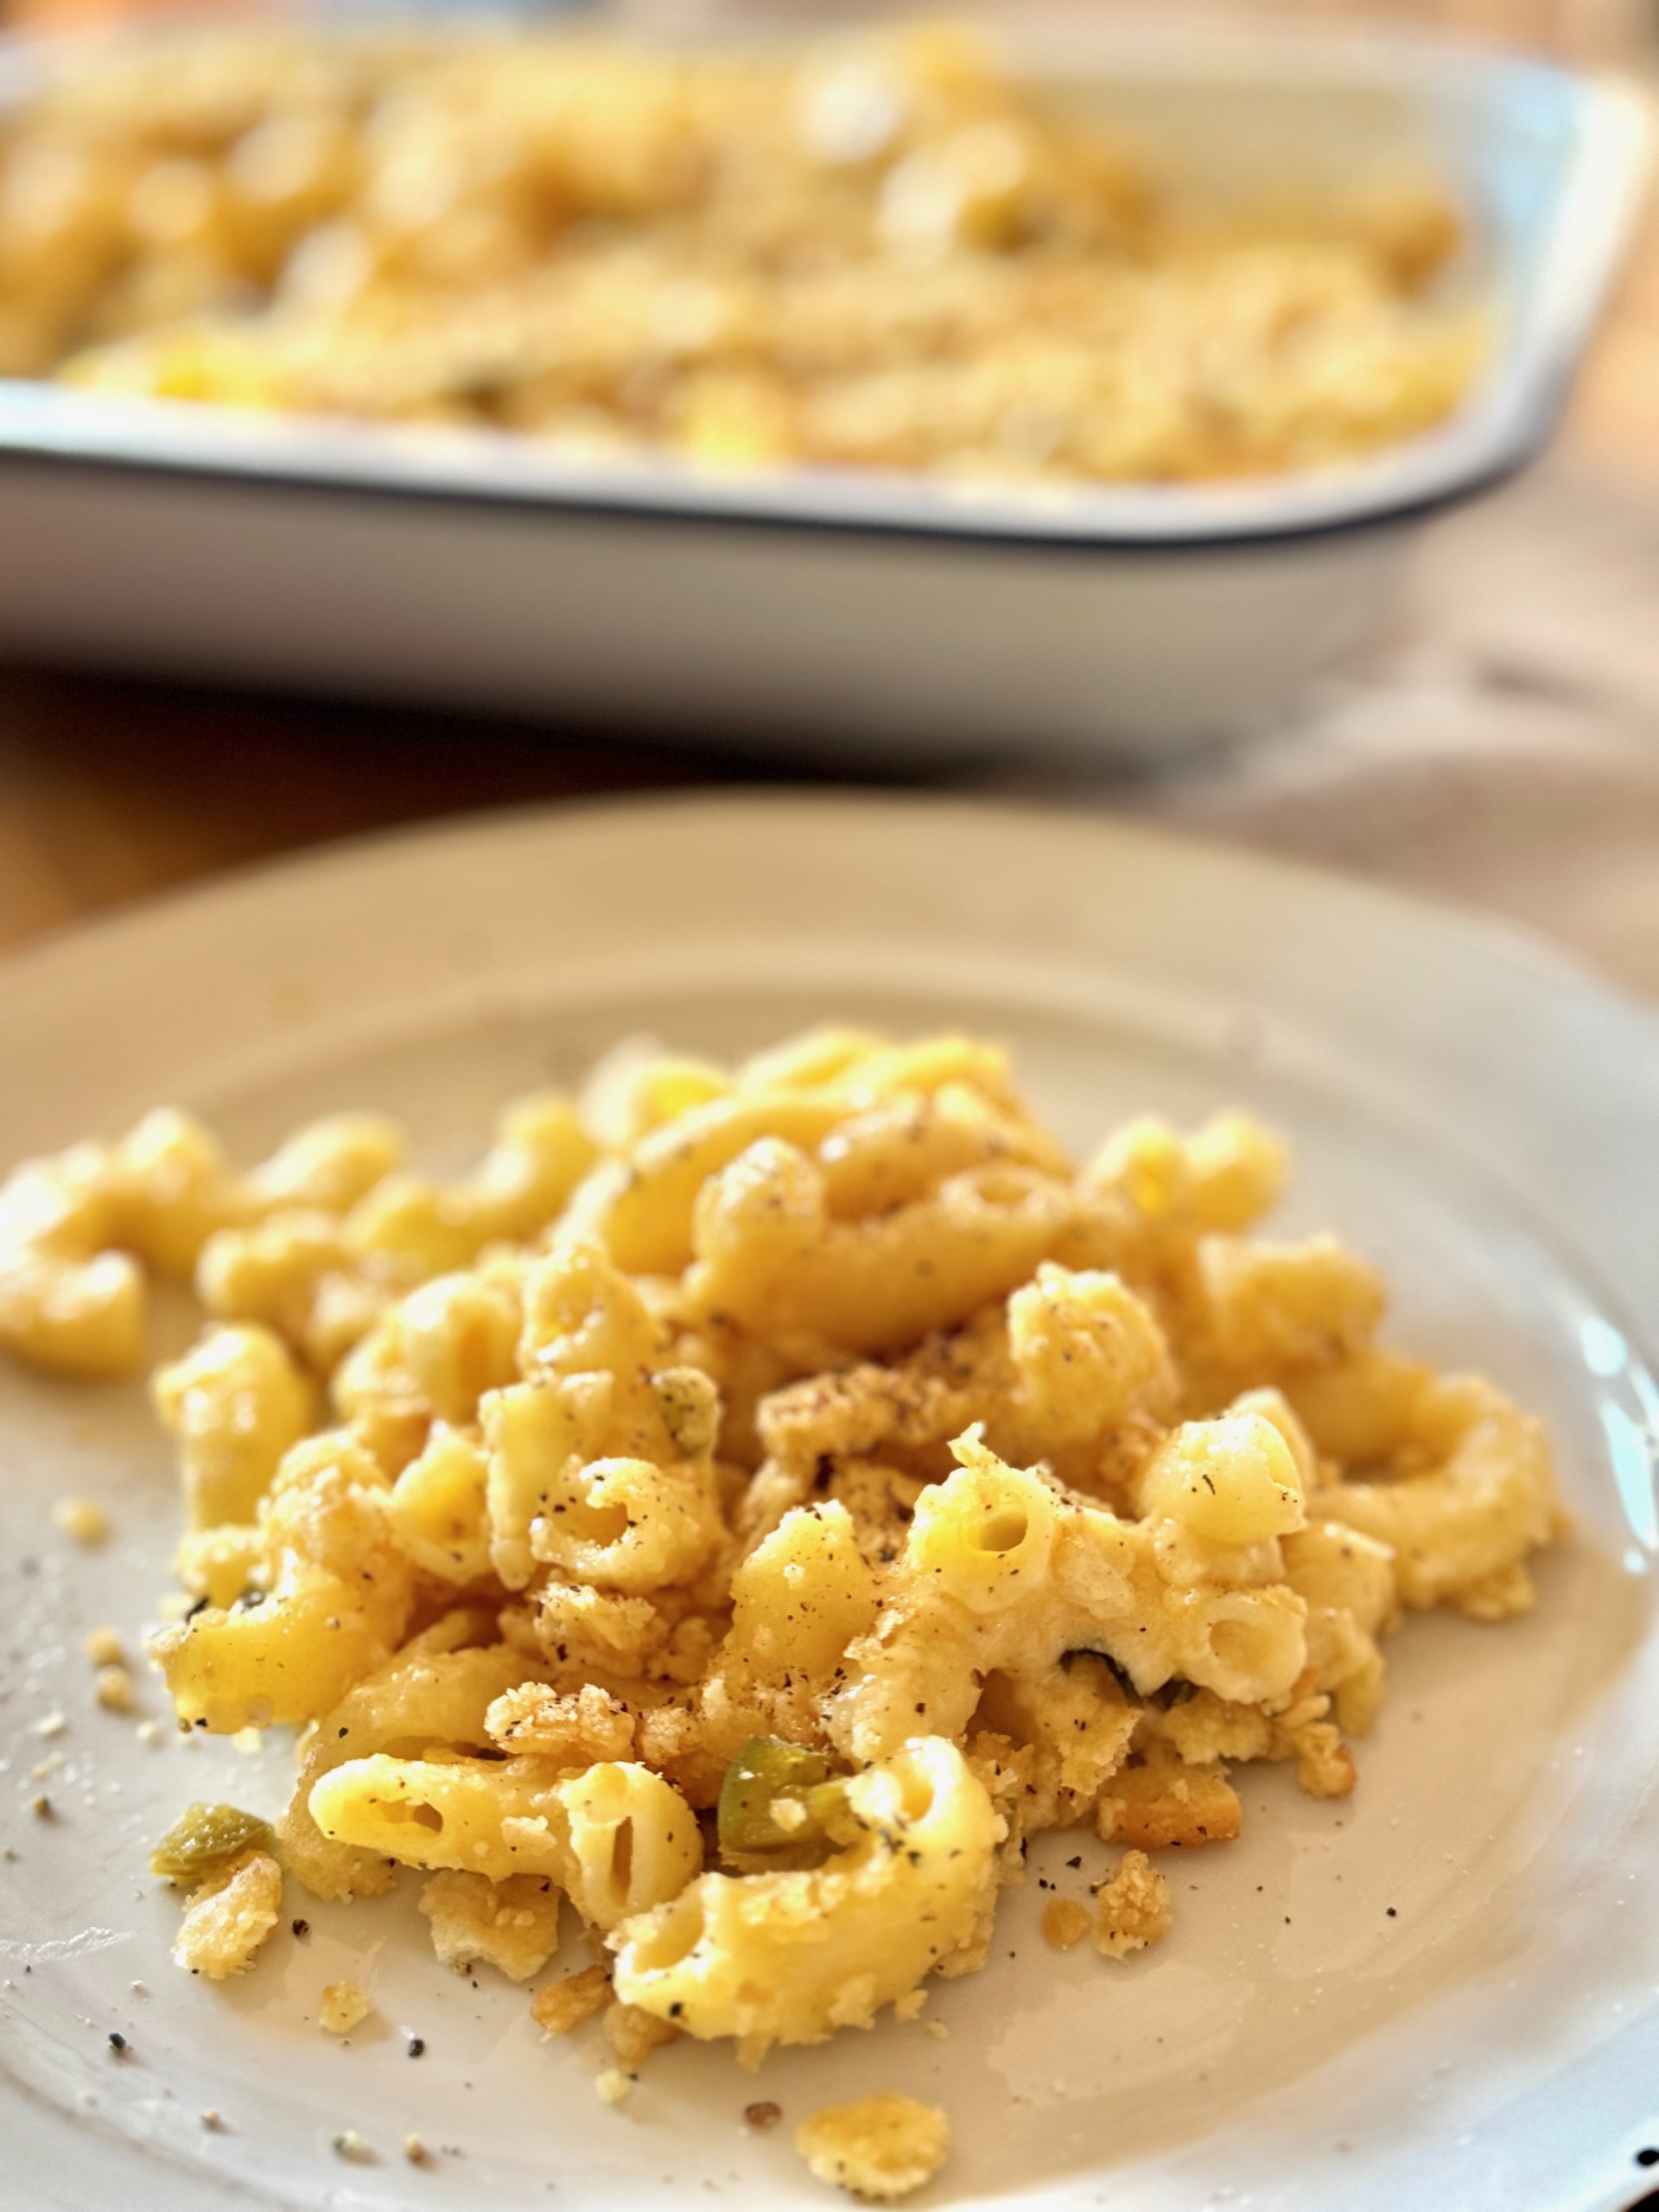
[388,1427,492,1583]
[153,1323,315,1529]
[1085,1113,1287,1237]
[906,1446,1060,1613]
[0,1245,144,1377]
[1280,1519,1397,1732]
[1007,1263,1173,1448]
[1196,1234,1385,1380]
[1135,1414,1306,1548]
[308,1753,700,1929]
[723,1500,880,1684]
[571,1091,849,1276]
[568,1036,1033,1278]
[341,1092,596,1277]
[484,1374,722,1594]
[830,1433,1307,1764]
[518,1241,664,1383]
[556,1760,704,1931]
[279,1625,537,1900]
[117,1108,243,1276]
[397,1269,522,1427]
[1314,1374,1558,1612]
[611,1737,999,2055]
[815,1084,1069,1219]
[195,1210,359,1357]
[532,1454,724,1592]
[690,1141,1077,1356]
[152,1438,415,1732]
[0,1141,145,1376]
[483,1372,601,1591]
[243,1112,407,1217]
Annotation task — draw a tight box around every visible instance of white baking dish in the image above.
[0,17,1647,759]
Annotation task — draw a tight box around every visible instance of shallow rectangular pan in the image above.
[0,16,1647,758]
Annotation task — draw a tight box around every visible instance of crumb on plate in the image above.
[595,2065,632,2106]
[54,1497,110,1545]
[796,2094,950,2202]
[1095,1762,1243,1853]
[319,1979,374,2035]
[604,1998,681,2070]
[1095,1850,1173,1959]
[1041,1897,1092,1951]
[420,1869,562,1983]
[531,1964,611,2037]
[174,1850,283,1980]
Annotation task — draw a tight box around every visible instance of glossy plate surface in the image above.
[1,793,1656,2210]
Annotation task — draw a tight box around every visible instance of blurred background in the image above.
[1,0,1656,989]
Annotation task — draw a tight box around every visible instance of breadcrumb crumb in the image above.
[54,1497,109,1545]
[419,1870,562,1982]
[1041,1897,1092,1951]
[174,1851,283,1980]
[486,1681,634,1764]
[404,2133,429,2165]
[94,1664,136,1714]
[796,2094,950,2202]
[1095,1849,1173,1959]
[85,1625,124,1667]
[531,1963,611,2036]
[1095,1761,1242,1851]
[1292,1721,1357,1801]
[595,2066,632,2106]
[319,1980,374,2035]
[603,1999,681,2071]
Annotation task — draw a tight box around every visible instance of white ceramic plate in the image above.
[2,793,1656,2212]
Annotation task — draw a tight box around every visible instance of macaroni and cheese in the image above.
[3,1027,1560,2200]
[0,25,1481,486]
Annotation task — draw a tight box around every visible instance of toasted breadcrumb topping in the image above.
[319,1979,374,2034]
[1094,1850,1173,1959]
[1041,1897,1092,1951]
[420,1870,562,1982]
[173,1850,283,1980]
[796,2094,950,2202]
[531,1963,612,2037]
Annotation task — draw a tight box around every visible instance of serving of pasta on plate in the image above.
[0,1024,1563,2202]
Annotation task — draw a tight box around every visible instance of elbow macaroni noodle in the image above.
[3,1026,1561,2161]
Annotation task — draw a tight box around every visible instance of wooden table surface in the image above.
[2,23,1654,963]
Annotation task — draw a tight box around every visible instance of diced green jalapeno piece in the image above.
[149,1802,275,1885]
[717,1737,855,1871]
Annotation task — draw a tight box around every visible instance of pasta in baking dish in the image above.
[2,1027,1560,2197]
[2,24,1482,486]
